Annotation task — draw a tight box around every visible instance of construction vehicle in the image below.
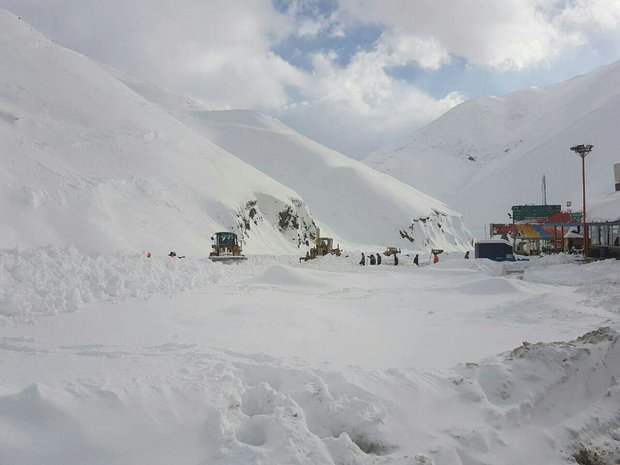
[300,228,341,262]
[383,247,401,256]
[209,232,247,263]
[383,246,402,265]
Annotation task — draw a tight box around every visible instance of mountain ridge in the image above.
[365,59,620,233]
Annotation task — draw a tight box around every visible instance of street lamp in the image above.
[569,144,593,259]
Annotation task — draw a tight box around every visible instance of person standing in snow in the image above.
[464,251,470,259]
[359,253,366,266]
[394,253,398,266]
[369,254,376,265]
[433,253,439,264]
[413,254,419,266]
[376,253,381,265]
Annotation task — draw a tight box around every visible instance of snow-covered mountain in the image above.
[117,70,472,250]
[0,10,318,255]
[0,10,471,254]
[365,61,620,234]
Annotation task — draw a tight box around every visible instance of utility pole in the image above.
[569,144,593,260]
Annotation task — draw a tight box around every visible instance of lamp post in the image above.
[569,144,593,259]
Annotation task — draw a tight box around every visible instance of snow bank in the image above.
[0,246,302,317]
[444,327,620,464]
[523,257,620,286]
[1,327,618,465]
[0,245,364,317]
[4,245,616,319]
[0,349,392,465]
[0,246,213,316]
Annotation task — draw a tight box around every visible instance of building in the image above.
[489,164,620,258]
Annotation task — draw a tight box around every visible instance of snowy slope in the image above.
[180,110,474,251]
[0,10,317,254]
[115,70,472,251]
[365,61,620,233]
[0,10,471,255]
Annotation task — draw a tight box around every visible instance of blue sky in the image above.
[1,0,619,158]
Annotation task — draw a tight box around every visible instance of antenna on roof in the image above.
[541,174,547,205]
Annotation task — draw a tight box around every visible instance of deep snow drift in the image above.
[365,60,620,233]
[1,248,619,465]
[0,10,471,255]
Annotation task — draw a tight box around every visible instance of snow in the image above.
[0,9,471,255]
[0,11,321,255]
[588,191,620,222]
[365,60,620,236]
[2,9,620,465]
[1,247,619,464]
[114,75,473,253]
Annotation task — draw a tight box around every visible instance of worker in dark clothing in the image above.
[394,253,398,266]
[369,254,376,265]
[464,251,470,259]
[413,254,419,266]
[359,253,366,266]
[376,253,381,265]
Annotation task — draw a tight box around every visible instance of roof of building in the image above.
[588,191,620,222]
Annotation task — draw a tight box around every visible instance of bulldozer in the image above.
[300,229,341,262]
[209,232,247,263]
[383,246,401,256]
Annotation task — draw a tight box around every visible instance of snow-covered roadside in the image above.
[1,249,619,464]
[523,256,620,316]
[0,246,301,317]
[1,327,618,465]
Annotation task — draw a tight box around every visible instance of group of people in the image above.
[359,250,469,267]
[359,252,384,266]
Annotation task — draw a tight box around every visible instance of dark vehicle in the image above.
[475,240,517,262]
[209,232,247,263]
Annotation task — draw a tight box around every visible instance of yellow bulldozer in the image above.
[300,229,341,262]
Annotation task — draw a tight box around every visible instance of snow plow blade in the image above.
[209,255,247,263]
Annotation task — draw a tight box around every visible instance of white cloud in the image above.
[550,0,620,31]
[378,32,451,70]
[336,0,620,69]
[279,48,464,156]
